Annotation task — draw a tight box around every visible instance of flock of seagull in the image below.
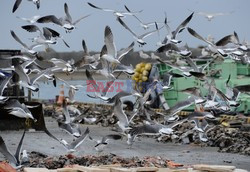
[0,1,250,169]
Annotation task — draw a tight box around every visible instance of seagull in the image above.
[87,2,142,18]
[163,12,194,44]
[215,31,248,51]
[10,30,41,56]
[37,3,90,33]
[117,17,163,46]
[60,127,89,153]
[101,26,120,64]
[14,63,50,92]
[57,99,81,137]
[124,5,161,30]
[13,0,40,13]
[127,124,173,147]
[21,25,57,45]
[16,15,41,24]
[4,99,36,120]
[89,134,122,152]
[197,12,233,21]
[86,69,115,100]
[73,39,99,69]
[187,27,227,57]
[0,130,26,169]
[22,25,70,48]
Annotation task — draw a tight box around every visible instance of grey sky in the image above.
[0,0,249,52]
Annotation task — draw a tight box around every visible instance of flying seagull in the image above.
[0,130,26,169]
[60,127,90,153]
[197,11,233,21]
[89,134,122,152]
[37,3,90,33]
[163,12,194,44]
[87,2,142,18]
[13,0,40,13]
[21,25,70,48]
[10,30,41,56]
[4,99,36,121]
[117,17,163,46]
[187,27,227,57]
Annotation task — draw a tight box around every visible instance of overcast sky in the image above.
[0,0,249,52]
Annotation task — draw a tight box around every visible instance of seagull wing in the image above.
[12,0,22,13]
[117,17,138,38]
[138,26,163,39]
[0,136,17,165]
[62,99,71,123]
[101,134,122,143]
[114,99,129,126]
[86,69,99,91]
[215,31,240,46]
[37,15,62,26]
[172,12,194,39]
[166,97,195,115]
[21,25,41,33]
[82,39,89,54]
[64,3,72,23]
[117,42,134,61]
[73,14,91,25]
[124,5,144,24]
[68,127,90,150]
[87,2,114,12]
[10,30,28,49]
[104,26,117,58]
[14,130,26,164]
[187,27,213,46]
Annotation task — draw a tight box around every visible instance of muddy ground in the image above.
[0,117,250,171]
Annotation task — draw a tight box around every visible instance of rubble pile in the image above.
[25,152,169,170]
[206,126,250,155]
[44,104,250,155]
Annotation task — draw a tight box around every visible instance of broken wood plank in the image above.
[24,168,51,172]
[72,165,110,172]
[57,167,81,172]
[192,164,236,172]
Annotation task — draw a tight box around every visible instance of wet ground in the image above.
[0,117,250,171]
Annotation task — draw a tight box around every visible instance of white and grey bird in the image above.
[89,134,122,152]
[37,3,90,33]
[57,99,81,137]
[22,25,70,48]
[187,27,227,57]
[73,39,99,69]
[117,17,163,46]
[0,130,26,169]
[163,12,194,44]
[87,2,142,18]
[13,0,40,13]
[101,26,120,64]
[10,30,42,56]
[124,5,161,30]
[4,99,35,120]
[197,11,233,21]
[86,69,115,100]
[60,127,90,153]
[127,124,173,147]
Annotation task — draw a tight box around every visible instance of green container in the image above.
[237,64,250,76]
[158,59,250,113]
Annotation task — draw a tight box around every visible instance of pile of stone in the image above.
[25,152,169,170]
